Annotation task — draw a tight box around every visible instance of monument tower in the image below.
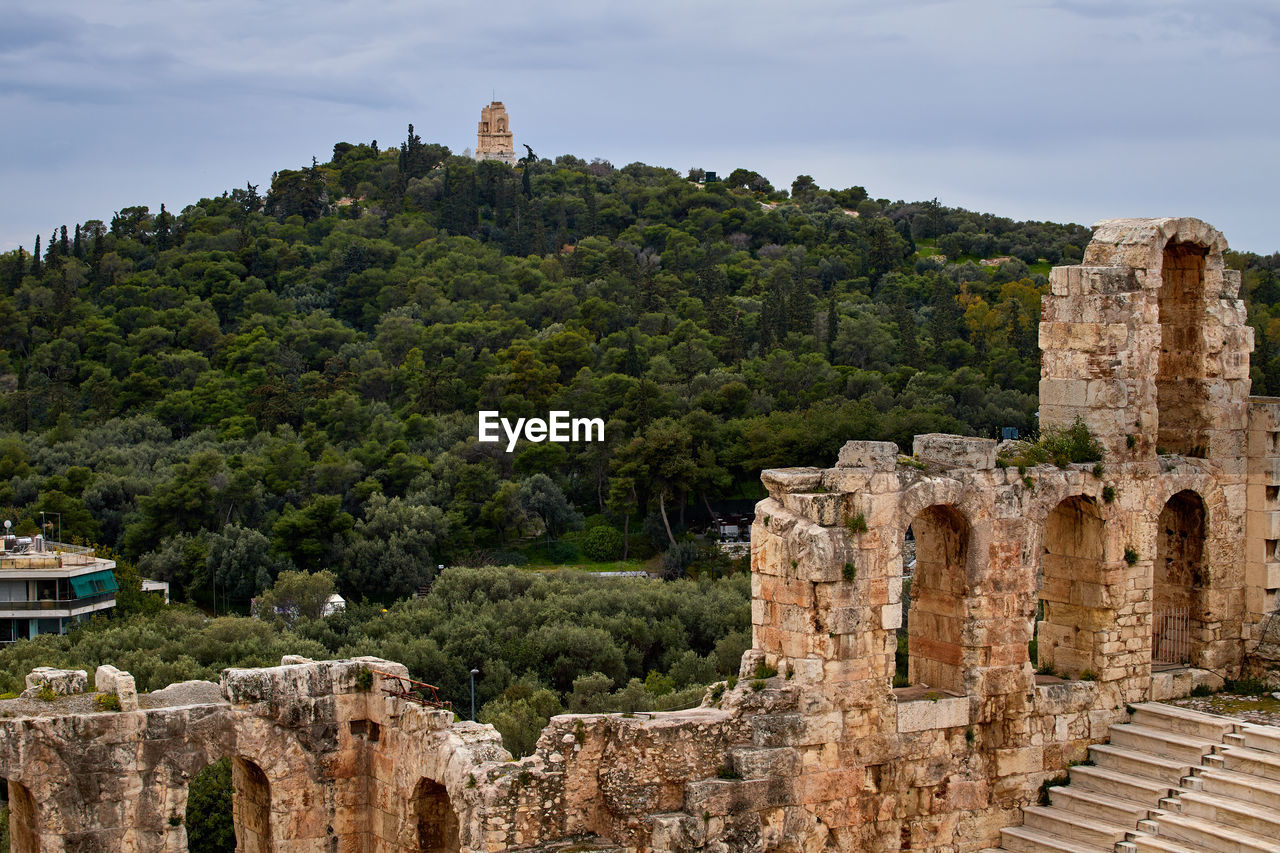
[475,101,516,165]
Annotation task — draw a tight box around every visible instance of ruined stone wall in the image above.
[0,217,1274,853]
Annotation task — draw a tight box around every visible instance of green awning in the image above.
[70,570,119,598]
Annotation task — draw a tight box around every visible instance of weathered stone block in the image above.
[994,746,1043,777]
[837,441,899,471]
[912,434,997,470]
[23,667,87,697]
[896,696,968,732]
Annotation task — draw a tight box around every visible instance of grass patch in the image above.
[94,692,122,712]
[1224,678,1271,696]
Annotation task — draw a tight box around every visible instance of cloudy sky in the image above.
[3,1,1277,253]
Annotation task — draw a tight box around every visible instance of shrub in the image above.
[753,662,778,680]
[1102,485,1116,503]
[999,417,1104,469]
[846,513,868,536]
[1039,418,1104,466]
[1124,546,1139,566]
[95,692,122,712]
[843,562,857,582]
[581,525,624,562]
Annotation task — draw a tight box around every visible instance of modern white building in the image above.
[0,534,118,643]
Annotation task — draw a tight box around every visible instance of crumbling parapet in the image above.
[21,666,86,698]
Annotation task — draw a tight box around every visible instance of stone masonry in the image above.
[475,102,516,165]
[1,218,1277,851]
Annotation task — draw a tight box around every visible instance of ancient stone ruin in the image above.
[2,217,1279,851]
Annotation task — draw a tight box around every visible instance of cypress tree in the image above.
[59,225,70,257]
[31,235,41,275]
[73,224,83,259]
[155,204,172,251]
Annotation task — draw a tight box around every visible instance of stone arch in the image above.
[412,777,460,853]
[1153,489,1207,666]
[901,503,972,692]
[231,757,272,853]
[1035,495,1110,679]
[1157,239,1211,456]
[4,778,38,853]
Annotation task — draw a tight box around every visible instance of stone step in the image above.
[1068,765,1179,804]
[1022,805,1130,848]
[999,825,1113,853]
[1197,767,1280,810]
[727,745,799,779]
[1219,745,1280,782]
[1178,790,1280,838]
[1089,743,1195,785]
[1129,835,1201,853]
[649,812,703,852]
[1239,722,1280,755]
[1108,723,1220,764]
[1129,702,1237,742]
[1048,785,1152,826]
[1152,812,1280,853]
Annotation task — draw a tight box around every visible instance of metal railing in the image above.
[1153,606,1192,664]
[42,541,98,566]
[369,669,451,709]
[0,593,116,612]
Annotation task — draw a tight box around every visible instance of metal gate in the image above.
[1153,606,1191,664]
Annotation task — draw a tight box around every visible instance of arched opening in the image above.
[185,757,234,853]
[2,779,38,853]
[1156,241,1210,456]
[231,759,272,853]
[412,778,459,853]
[1153,490,1207,667]
[1035,496,1108,680]
[901,505,970,693]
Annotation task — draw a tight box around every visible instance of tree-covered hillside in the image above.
[2,128,1277,605]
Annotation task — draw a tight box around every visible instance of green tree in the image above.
[478,682,563,758]
[518,474,581,543]
[254,569,337,626]
[270,496,354,573]
[185,758,233,853]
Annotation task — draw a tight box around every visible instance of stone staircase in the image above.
[988,702,1280,853]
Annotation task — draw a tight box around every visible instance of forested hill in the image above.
[2,127,1278,606]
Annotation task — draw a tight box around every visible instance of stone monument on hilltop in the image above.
[475,101,516,165]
